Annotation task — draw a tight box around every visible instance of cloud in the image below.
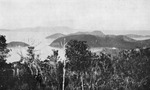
[0,0,150,31]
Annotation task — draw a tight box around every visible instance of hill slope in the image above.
[126,34,150,38]
[71,30,105,37]
[50,34,150,49]
[7,41,29,48]
[46,33,65,39]
[125,34,150,40]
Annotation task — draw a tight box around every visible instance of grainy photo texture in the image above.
[0,0,150,90]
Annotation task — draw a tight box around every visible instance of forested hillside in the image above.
[0,35,150,90]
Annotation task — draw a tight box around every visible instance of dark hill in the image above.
[46,33,65,39]
[71,30,105,37]
[7,41,29,48]
[50,34,150,49]
[126,34,150,38]
[90,30,105,36]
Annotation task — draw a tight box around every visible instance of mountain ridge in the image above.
[7,41,29,48]
[46,33,65,39]
[126,34,150,38]
[69,30,105,37]
[50,34,150,49]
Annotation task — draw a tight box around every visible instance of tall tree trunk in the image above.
[62,38,66,90]
[92,84,95,90]
[62,60,66,90]
[81,74,84,90]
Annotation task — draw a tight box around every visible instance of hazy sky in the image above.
[0,0,150,33]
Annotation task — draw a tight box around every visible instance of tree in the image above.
[87,53,114,90]
[0,35,9,63]
[0,35,12,90]
[12,46,45,90]
[112,48,150,90]
[65,40,92,90]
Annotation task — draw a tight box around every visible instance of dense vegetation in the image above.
[0,35,150,90]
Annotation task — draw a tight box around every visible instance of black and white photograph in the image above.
[0,0,150,90]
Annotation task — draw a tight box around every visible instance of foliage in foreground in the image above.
[0,36,150,90]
